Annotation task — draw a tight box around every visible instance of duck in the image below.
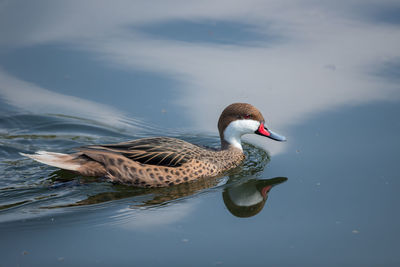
[20,103,286,188]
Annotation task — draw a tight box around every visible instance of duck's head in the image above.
[218,103,286,150]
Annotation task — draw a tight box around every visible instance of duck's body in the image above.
[21,103,286,187]
[36,137,245,187]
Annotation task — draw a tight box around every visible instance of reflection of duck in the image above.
[44,173,287,214]
[21,103,286,187]
[223,177,287,218]
[46,175,223,208]
[41,145,277,209]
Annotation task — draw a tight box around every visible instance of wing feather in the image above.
[78,137,202,167]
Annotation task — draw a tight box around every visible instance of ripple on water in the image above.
[0,112,272,225]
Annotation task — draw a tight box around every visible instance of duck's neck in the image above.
[220,129,244,151]
[220,139,243,152]
[216,139,245,171]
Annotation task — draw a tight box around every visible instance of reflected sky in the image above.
[1,1,400,156]
[0,6,398,160]
[1,2,400,265]
[136,20,282,45]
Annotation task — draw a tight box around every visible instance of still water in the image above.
[1,1,400,266]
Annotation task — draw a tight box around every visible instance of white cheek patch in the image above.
[223,119,260,150]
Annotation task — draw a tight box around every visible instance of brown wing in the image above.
[78,137,201,167]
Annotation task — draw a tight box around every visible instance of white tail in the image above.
[20,151,80,171]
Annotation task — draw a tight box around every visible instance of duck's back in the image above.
[80,137,212,167]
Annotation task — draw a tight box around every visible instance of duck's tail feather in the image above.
[20,151,107,177]
[20,151,81,171]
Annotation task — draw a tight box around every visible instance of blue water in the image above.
[1,1,400,266]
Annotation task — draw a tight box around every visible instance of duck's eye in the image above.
[243,114,251,119]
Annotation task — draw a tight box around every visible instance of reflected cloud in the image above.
[373,58,400,82]
[1,0,400,156]
[109,200,196,230]
[0,70,140,131]
[135,20,282,45]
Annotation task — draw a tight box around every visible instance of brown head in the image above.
[217,103,286,150]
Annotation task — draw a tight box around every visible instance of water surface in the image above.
[1,1,400,266]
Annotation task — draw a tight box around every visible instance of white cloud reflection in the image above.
[108,201,195,230]
[1,0,400,154]
[0,70,136,130]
